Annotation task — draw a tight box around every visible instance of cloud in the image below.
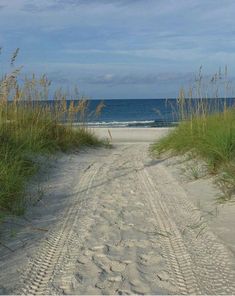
[72,72,193,86]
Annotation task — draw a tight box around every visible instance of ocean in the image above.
[87,99,178,127]
[25,98,235,128]
[80,98,235,127]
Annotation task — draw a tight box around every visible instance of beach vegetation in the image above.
[152,66,235,199]
[0,49,103,216]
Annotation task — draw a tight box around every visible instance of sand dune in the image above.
[0,128,235,295]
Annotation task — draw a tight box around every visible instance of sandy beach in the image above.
[0,127,235,295]
[91,127,171,143]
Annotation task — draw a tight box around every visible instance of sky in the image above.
[0,0,235,99]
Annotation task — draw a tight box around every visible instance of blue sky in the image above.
[0,0,235,99]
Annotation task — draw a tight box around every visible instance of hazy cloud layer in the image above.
[84,72,193,86]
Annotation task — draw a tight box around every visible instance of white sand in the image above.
[91,127,170,143]
[0,127,234,295]
[163,155,235,255]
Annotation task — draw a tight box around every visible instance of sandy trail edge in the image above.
[0,128,234,294]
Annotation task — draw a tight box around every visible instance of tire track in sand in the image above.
[17,147,129,295]
[15,144,235,294]
[135,147,235,294]
[18,161,101,295]
[146,163,235,294]
[62,144,171,295]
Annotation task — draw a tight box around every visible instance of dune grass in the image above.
[152,67,235,199]
[0,49,103,215]
[153,110,235,170]
[0,112,101,214]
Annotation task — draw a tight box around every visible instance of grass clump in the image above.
[154,111,235,171]
[0,49,103,215]
[152,66,235,199]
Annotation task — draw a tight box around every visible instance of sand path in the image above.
[0,139,235,294]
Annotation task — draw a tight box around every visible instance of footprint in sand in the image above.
[129,279,150,294]
[95,281,110,290]
[110,261,126,272]
[107,275,123,282]
[89,245,106,252]
[75,272,84,284]
[77,255,90,265]
[92,255,111,273]
[138,253,163,266]
[157,270,170,281]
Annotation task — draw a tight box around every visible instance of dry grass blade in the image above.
[95,100,106,117]
[10,48,20,66]
[0,49,103,218]
[152,66,235,202]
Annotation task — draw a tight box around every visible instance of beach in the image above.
[0,127,235,295]
[91,127,171,143]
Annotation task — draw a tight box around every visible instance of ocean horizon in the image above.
[17,98,235,128]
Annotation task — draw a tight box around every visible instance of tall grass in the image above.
[0,49,103,214]
[152,67,235,198]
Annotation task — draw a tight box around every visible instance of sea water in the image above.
[22,98,235,128]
